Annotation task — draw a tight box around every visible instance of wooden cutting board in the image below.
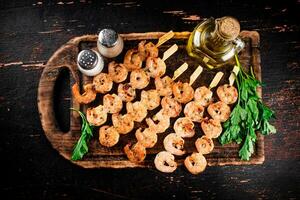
[38,31,264,168]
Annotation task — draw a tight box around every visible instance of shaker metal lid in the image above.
[77,49,98,70]
[98,28,118,48]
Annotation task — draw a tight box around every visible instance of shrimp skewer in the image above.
[126,101,148,122]
[172,64,204,104]
[201,118,222,138]
[138,40,159,60]
[161,96,182,118]
[146,109,170,134]
[194,71,224,107]
[117,83,136,102]
[124,31,175,74]
[154,151,177,173]
[140,90,161,110]
[184,101,205,123]
[93,73,113,94]
[173,117,195,138]
[135,128,158,148]
[195,136,214,155]
[86,105,107,126]
[112,113,134,134]
[103,94,123,114]
[130,69,150,89]
[217,84,238,105]
[172,81,194,104]
[108,61,128,83]
[207,101,231,122]
[216,65,239,104]
[123,49,143,71]
[163,133,185,156]
[139,31,174,59]
[184,153,207,175]
[145,44,178,78]
[99,126,120,147]
[155,76,174,97]
[72,83,96,104]
[124,143,146,163]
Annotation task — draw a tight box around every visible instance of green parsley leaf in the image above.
[219,55,276,160]
[239,133,255,161]
[70,108,94,161]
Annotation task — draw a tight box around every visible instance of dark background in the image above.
[0,0,299,199]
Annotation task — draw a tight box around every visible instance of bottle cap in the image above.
[98,29,118,48]
[217,16,240,41]
[77,49,98,70]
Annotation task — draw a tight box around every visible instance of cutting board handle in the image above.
[38,43,80,156]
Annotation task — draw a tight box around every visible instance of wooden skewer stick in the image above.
[156,31,175,47]
[162,44,178,61]
[229,65,240,86]
[189,65,203,86]
[172,62,188,81]
[209,71,224,89]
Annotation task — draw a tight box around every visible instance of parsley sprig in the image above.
[219,55,276,160]
[70,108,93,161]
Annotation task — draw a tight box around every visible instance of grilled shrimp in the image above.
[194,86,213,107]
[112,113,134,134]
[117,83,136,102]
[130,69,150,89]
[135,128,158,148]
[207,101,231,122]
[93,73,113,94]
[126,101,148,122]
[184,153,207,175]
[163,133,186,156]
[124,143,146,163]
[123,49,143,71]
[195,136,214,155]
[72,83,96,104]
[184,101,205,123]
[138,40,159,60]
[108,61,128,83]
[174,117,195,138]
[86,105,107,126]
[140,90,161,110]
[161,96,182,118]
[216,84,238,105]
[145,57,166,78]
[103,93,123,114]
[154,151,177,173]
[146,110,170,134]
[172,81,194,104]
[99,126,120,147]
[201,118,222,139]
[155,76,174,96]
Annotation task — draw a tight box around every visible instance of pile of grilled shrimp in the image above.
[72,39,238,175]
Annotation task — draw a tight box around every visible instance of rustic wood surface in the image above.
[38,31,264,168]
[0,0,299,199]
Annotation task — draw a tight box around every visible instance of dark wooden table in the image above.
[0,0,299,199]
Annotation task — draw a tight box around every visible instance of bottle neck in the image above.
[207,23,231,51]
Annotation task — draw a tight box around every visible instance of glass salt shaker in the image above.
[97,28,124,58]
[77,49,104,76]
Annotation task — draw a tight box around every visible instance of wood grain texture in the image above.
[38,31,264,168]
[1,0,299,199]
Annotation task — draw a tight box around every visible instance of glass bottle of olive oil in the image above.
[186,16,245,69]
